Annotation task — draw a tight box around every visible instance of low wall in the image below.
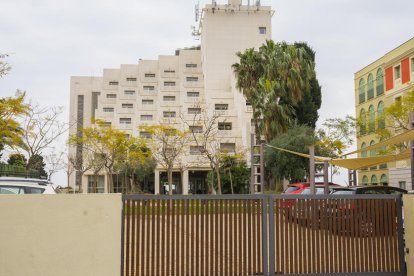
[0,194,122,276]
[404,194,414,276]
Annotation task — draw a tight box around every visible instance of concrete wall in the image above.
[404,194,414,276]
[0,194,122,276]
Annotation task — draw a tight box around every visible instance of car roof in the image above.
[288,182,341,187]
[0,177,52,186]
[332,186,407,193]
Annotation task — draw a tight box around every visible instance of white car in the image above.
[0,177,56,194]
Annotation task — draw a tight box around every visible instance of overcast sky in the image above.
[1,0,413,185]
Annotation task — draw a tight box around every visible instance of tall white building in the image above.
[68,0,273,194]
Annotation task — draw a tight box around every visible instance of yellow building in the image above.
[355,37,414,189]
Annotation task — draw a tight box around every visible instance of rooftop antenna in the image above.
[195,2,200,22]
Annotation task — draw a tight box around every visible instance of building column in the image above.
[182,170,189,195]
[154,169,160,195]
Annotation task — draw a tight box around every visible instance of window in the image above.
[143,86,155,91]
[259,27,266,34]
[362,176,368,185]
[142,99,154,105]
[124,134,130,138]
[220,143,235,153]
[218,122,232,130]
[189,126,203,133]
[164,81,176,86]
[106,94,117,98]
[103,107,114,112]
[371,175,378,185]
[124,90,135,95]
[163,111,176,118]
[187,91,199,98]
[411,58,414,72]
[215,104,228,110]
[367,74,374,100]
[88,175,105,193]
[359,79,365,103]
[369,140,377,170]
[122,103,133,109]
[126,77,136,81]
[102,121,112,126]
[186,63,197,68]
[188,108,201,114]
[399,181,406,190]
[377,101,385,129]
[361,142,367,171]
[359,109,366,135]
[140,115,153,121]
[119,118,131,124]
[145,73,155,78]
[368,105,375,133]
[190,146,203,155]
[395,96,402,104]
[380,174,388,186]
[394,65,401,79]
[376,68,384,96]
[186,77,198,82]
[140,132,152,139]
[164,69,175,73]
[163,96,176,101]
[109,81,119,85]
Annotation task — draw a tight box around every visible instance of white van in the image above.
[0,177,56,194]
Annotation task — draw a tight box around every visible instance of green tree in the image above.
[0,53,11,78]
[220,154,250,194]
[316,115,356,158]
[375,85,414,153]
[69,120,140,193]
[265,125,315,186]
[0,93,29,151]
[7,153,27,167]
[139,124,189,195]
[27,154,47,178]
[232,48,263,144]
[293,42,322,128]
[232,40,315,142]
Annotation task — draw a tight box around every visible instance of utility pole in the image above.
[309,145,315,195]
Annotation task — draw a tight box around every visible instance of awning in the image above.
[265,144,411,170]
[329,149,411,170]
[340,129,414,157]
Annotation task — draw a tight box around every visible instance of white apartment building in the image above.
[68,0,273,194]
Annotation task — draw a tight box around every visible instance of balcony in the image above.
[118,124,132,130]
[214,110,228,116]
[217,130,232,137]
[184,81,203,88]
[119,108,135,114]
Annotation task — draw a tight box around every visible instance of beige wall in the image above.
[404,195,414,276]
[0,194,122,276]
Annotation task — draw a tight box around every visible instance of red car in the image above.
[282,182,341,195]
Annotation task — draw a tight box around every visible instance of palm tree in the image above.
[232,48,264,144]
[258,40,315,140]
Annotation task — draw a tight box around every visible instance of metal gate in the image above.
[122,194,406,276]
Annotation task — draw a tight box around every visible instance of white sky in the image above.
[1,0,413,186]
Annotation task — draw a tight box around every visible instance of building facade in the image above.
[354,37,414,189]
[69,0,273,194]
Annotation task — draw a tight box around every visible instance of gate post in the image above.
[261,196,269,276]
[268,196,275,276]
[397,197,407,274]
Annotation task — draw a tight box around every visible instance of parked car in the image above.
[282,182,341,195]
[330,185,407,195]
[0,177,56,194]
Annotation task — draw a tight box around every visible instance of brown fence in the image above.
[269,195,405,275]
[122,195,266,276]
[122,194,405,276]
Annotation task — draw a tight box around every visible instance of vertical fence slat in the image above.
[176,200,181,276]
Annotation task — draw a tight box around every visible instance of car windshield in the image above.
[284,187,299,193]
[331,190,354,195]
[301,188,325,195]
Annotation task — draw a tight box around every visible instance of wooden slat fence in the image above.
[122,195,265,276]
[269,194,405,275]
[122,194,405,276]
